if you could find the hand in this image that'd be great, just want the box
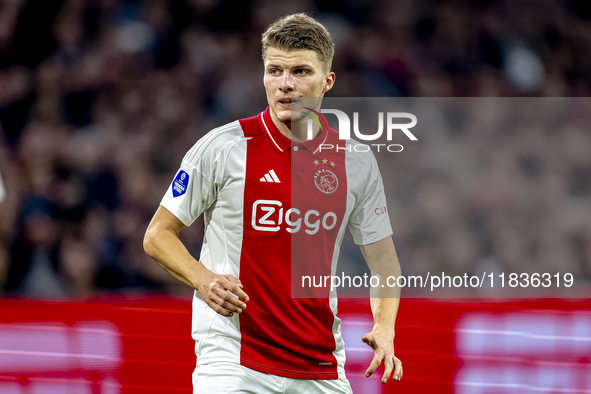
[196,271,249,317]
[362,329,403,384]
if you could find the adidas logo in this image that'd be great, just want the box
[260,169,281,183]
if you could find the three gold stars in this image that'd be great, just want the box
[313,158,336,167]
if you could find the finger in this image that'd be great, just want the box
[393,357,403,381]
[364,352,382,378]
[214,287,246,311]
[227,283,250,303]
[210,293,239,313]
[225,275,244,288]
[214,292,244,313]
[220,299,243,313]
[222,279,250,303]
[381,356,394,384]
[208,294,234,317]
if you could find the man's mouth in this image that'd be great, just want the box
[278,97,299,104]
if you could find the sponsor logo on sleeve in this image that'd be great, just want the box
[375,206,388,215]
[172,170,189,198]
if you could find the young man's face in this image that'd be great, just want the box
[263,46,335,124]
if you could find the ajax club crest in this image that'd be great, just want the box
[313,168,339,194]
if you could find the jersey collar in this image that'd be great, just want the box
[300,107,330,155]
[258,107,330,155]
[258,107,292,153]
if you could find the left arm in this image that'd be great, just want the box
[359,236,403,383]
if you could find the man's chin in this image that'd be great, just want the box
[272,108,293,123]
[275,109,291,121]
[273,106,306,123]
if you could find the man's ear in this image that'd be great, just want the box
[323,72,336,93]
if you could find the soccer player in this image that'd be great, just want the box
[144,13,403,393]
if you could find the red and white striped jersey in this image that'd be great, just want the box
[160,107,392,380]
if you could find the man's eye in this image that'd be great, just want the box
[269,69,281,75]
[294,69,308,75]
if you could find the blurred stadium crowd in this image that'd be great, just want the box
[1,0,590,296]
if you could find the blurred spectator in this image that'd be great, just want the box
[0,166,5,203]
[6,198,66,297]
[0,0,590,296]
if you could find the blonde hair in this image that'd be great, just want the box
[261,13,335,71]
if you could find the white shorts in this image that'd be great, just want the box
[193,362,353,394]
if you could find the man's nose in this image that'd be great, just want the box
[279,73,295,92]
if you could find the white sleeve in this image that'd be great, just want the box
[160,134,225,227]
[347,151,393,245]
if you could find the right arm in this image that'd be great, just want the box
[143,205,248,317]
